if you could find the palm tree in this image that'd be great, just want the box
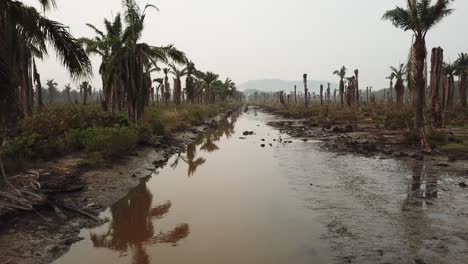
[201,72,220,104]
[46,79,58,104]
[390,64,407,106]
[153,78,163,104]
[64,84,72,103]
[185,60,196,104]
[455,53,468,107]
[443,62,456,108]
[0,0,91,132]
[383,0,454,132]
[81,1,185,121]
[333,66,347,107]
[80,14,124,112]
[169,62,187,105]
[80,81,92,105]
[220,78,236,102]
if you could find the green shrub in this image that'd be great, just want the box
[65,127,138,157]
[2,134,56,161]
[21,105,128,138]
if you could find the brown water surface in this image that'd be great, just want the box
[53,109,468,264]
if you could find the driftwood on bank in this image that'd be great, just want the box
[0,157,85,218]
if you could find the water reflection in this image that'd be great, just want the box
[90,180,190,264]
[171,112,239,177]
[404,161,439,208]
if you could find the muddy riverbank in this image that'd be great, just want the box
[0,109,239,264]
[260,106,468,166]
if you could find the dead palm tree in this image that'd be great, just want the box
[383,0,454,134]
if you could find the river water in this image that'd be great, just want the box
[53,108,468,264]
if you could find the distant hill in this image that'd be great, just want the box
[238,79,338,96]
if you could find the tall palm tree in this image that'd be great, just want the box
[390,64,407,106]
[46,79,58,104]
[0,0,91,132]
[383,0,454,132]
[333,66,347,107]
[81,1,185,122]
[455,53,468,107]
[80,14,124,112]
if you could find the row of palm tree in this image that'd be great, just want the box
[0,0,242,131]
[0,0,92,134]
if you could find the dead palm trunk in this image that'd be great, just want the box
[320,84,323,106]
[163,69,170,105]
[354,69,359,106]
[303,74,308,107]
[294,85,297,104]
[429,47,444,128]
[446,75,455,108]
[339,78,344,107]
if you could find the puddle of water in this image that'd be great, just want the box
[53,109,468,264]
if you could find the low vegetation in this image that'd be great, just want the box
[2,103,238,172]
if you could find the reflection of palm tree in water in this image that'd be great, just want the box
[400,161,437,259]
[90,182,190,264]
[171,143,206,176]
[171,113,239,176]
[200,113,238,152]
[405,161,438,206]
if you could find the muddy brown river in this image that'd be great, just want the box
[53,109,468,264]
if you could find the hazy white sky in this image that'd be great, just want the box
[28,0,468,90]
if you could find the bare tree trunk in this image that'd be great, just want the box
[303,74,308,107]
[354,70,359,106]
[339,79,344,107]
[320,84,323,106]
[429,47,444,128]
[294,85,297,104]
